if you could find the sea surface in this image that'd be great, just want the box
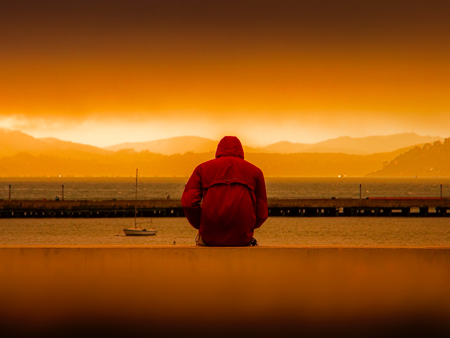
[1,177,450,246]
[1,177,449,200]
[1,217,449,246]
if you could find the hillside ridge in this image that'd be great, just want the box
[105,132,443,155]
[369,138,450,177]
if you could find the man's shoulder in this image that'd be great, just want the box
[244,159,262,171]
[195,158,216,172]
[239,158,263,173]
[234,158,264,178]
[198,156,263,175]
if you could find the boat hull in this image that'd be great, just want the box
[123,228,157,236]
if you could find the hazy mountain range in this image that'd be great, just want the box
[0,145,412,177]
[258,134,444,155]
[0,128,447,177]
[1,128,442,158]
[106,133,442,155]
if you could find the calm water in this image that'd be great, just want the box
[1,217,449,246]
[0,178,449,246]
[0,177,449,200]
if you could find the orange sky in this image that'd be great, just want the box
[1,0,449,146]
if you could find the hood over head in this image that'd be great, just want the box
[215,136,244,159]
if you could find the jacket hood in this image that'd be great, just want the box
[215,136,244,159]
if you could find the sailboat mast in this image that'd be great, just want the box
[135,168,138,228]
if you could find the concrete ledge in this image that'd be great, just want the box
[1,246,450,338]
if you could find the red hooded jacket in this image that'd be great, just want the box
[182,136,268,246]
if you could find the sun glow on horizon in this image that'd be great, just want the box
[0,113,447,148]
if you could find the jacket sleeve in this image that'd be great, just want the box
[254,169,268,229]
[181,166,202,229]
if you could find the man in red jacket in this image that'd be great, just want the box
[182,136,268,246]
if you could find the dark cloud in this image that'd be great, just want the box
[2,0,450,52]
[0,0,449,128]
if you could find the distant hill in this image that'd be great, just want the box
[255,133,444,154]
[38,137,112,156]
[0,129,54,157]
[0,128,112,159]
[256,141,310,154]
[105,136,219,155]
[368,139,450,177]
[106,133,443,155]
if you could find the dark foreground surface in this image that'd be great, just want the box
[1,246,450,338]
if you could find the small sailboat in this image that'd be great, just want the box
[123,169,157,236]
[123,227,157,236]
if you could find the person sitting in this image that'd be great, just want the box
[182,136,268,246]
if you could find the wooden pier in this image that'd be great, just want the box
[1,198,450,218]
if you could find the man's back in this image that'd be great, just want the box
[182,136,268,246]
